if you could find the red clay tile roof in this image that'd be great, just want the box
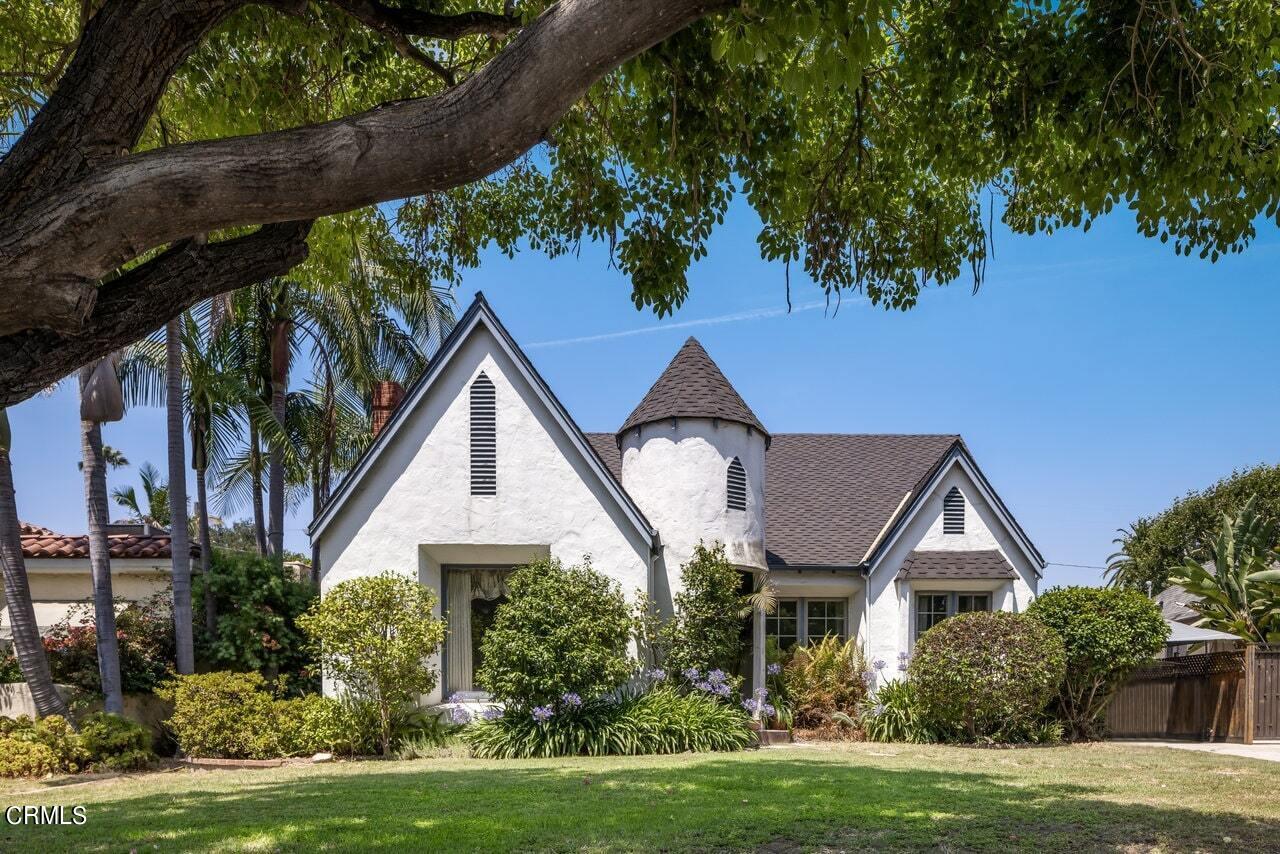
[618,338,768,441]
[19,522,198,560]
[897,549,1015,580]
[584,432,959,569]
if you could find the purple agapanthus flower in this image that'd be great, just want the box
[707,668,727,685]
[713,682,732,697]
[766,662,782,676]
[897,651,910,672]
[742,698,760,714]
[753,686,768,700]
[694,680,712,693]
[447,692,463,704]
[647,667,667,681]
[561,692,583,708]
[762,703,776,719]
[872,658,887,671]
[682,667,700,681]
[532,705,555,724]
[480,707,504,721]
[861,670,876,686]
[450,706,472,725]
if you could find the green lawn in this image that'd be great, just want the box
[1,742,1276,852]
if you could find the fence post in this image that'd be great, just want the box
[1243,643,1256,746]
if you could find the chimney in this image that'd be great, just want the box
[371,380,405,438]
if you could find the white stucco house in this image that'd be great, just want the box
[309,293,1044,704]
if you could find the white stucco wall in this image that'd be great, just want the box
[314,324,653,702]
[620,418,766,606]
[858,460,1040,686]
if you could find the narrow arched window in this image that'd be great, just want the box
[726,457,747,511]
[943,486,965,534]
[470,373,496,496]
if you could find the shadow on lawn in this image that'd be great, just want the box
[3,755,1276,853]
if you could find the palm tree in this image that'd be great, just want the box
[111,462,170,526]
[0,407,70,718]
[1168,495,1280,643]
[79,360,125,714]
[165,318,195,674]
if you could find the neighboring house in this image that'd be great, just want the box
[0,521,190,637]
[310,294,1045,703]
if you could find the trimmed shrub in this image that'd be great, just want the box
[860,679,936,744]
[476,557,632,712]
[195,549,318,694]
[909,611,1065,742]
[784,635,869,734]
[1026,586,1168,740]
[78,713,155,771]
[463,685,755,759]
[0,738,60,778]
[665,543,748,676]
[299,572,446,756]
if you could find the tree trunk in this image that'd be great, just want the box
[166,320,194,674]
[250,421,267,556]
[267,286,289,560]
[196,460,216,635]
[0,409,70,718]
[79,369,124,715]
[310,464,322,586]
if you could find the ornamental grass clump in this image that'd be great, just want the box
[909,611,1065,743]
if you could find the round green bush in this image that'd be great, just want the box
[0,738,60,778]
[908,611,1066,742]
[78,713,155,771]
[476,557,632,710]
[1026,586,1168,739]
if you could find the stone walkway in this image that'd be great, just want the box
[1118,740,1280,763]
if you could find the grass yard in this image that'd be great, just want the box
[1,742,1277,852]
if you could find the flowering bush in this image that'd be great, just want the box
[463,685,755,758]
[475,557,632,713]
[40,592,174,694]
[783,635,869,735]
[909,611,1066,742]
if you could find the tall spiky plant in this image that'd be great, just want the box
[1168,495,1280,643]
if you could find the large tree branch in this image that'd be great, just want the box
[0,0,733,340]
[0,221,312,407]
[331,1,523,41]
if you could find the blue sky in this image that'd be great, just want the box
[9,201,1279,588]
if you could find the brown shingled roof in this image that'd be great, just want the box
[897,549,1015,580]
[764,434,958,568]
[587,432,959,569]
[20,522,198,560]
[618,338,768,441]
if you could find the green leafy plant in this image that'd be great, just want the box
[783,635,868,735]
[77,713,155,771]
[158,671,285,759]
[909,611,1065,743]
[195,549,318,693]
[463,685,755,759]
[1167,495,1280,643]
[0,737,60,778]
[476,557,632,712]
[1026,586,1168,740]
[860,679,935,744]
[664,543,748,677]
[40,592,175,695]
[298,572,446,756]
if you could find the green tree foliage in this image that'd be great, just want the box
[1026,586,1167,740]
[1167,496,1280,643]
[297,572,446,755]
[909,611,1065,742]
[194,549,318,691]
[476,557,632,711]
[110,461,171,528]
[1108,464,1280,591]
[664,543,748,676]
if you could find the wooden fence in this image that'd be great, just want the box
[1107,645,1280,743]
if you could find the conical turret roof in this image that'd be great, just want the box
[618,338,768,442]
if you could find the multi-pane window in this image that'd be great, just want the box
[766,599,847,650]
[806,599,847,643]
[766,600,799,650]
[915,592,993,639]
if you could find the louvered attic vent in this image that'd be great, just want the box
[470,373,496,496]
[726,457,747,511]
[943,486,965,534]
